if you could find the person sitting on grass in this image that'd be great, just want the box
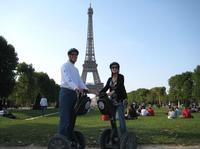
[175,106,181,117]
[0,108,16,119]
[168,107,176,119]
[181,106,193,118]
[0,99,2,111]
[147,105,155,116]
[140,105,149,116]
[191,103,198,113]
[125,103,138,120]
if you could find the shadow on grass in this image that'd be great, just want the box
[0,122,57,146]
[134,127,200,145]
[1,120,200,147]
[1,109,200,147]
[10,108,59,119]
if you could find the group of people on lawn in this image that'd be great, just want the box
[124,102,194,120]
[124,103,155,119]
[167,104,193,119]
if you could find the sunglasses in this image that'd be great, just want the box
[70,53,78,56]
[111,66,118,69]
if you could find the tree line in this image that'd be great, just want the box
[127,65,200,106]
[0,36,59,107]
[1,35,200,107]
[10,62,60,107]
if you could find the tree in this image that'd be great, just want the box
[128,88,152,104]
[136,88,150,103]
[0,36,18,100]
[168,71,193,104]
[150,87,166,105]
[128,90,139,104]
[12,62,36,106]
[192,65,200,103]
[168,74,183,102]
[34,72,59,104]
[181,72,193,100]
[10,62,60,106]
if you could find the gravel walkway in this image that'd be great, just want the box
[0,145,200,149]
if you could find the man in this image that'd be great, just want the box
[58,48,88,140]
[40,95,48,116]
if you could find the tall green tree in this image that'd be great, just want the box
[168,71,193,104]
[168,74,182,102]
[128,90,139,104]
[13,62,36,106]
[49,79,60,103]
[150,87,166,105]
[34,72,51,99]
[136,88,150,103]
[34,72,59,104]
[0,36,18,100]
[181,72,193,100]
[192,65,200,103]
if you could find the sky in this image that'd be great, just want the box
[0,0,200,93]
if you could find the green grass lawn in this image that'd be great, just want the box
[0,107,200,147]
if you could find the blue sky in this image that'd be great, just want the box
[1,0,200,92]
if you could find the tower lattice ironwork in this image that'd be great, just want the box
[81,4,103,94]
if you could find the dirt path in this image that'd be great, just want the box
[0,145,200,149]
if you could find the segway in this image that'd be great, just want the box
[48,91,91,149]
[97,92,137,149]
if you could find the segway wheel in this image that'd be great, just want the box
[99,128,119,149]
[120,132,137,149]
[72,130,85,149]
[48,134,71,149]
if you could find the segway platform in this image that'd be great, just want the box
[48,92,91,149]
[97,92,137,149]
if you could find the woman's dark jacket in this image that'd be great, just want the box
[100,74,127,102]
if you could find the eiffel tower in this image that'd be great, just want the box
[81,4,103,94]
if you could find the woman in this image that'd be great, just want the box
[100,62,127,134]
[168,107,176,119]
[182,106,193,118]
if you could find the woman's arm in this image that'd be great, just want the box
[99,78,110,93]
